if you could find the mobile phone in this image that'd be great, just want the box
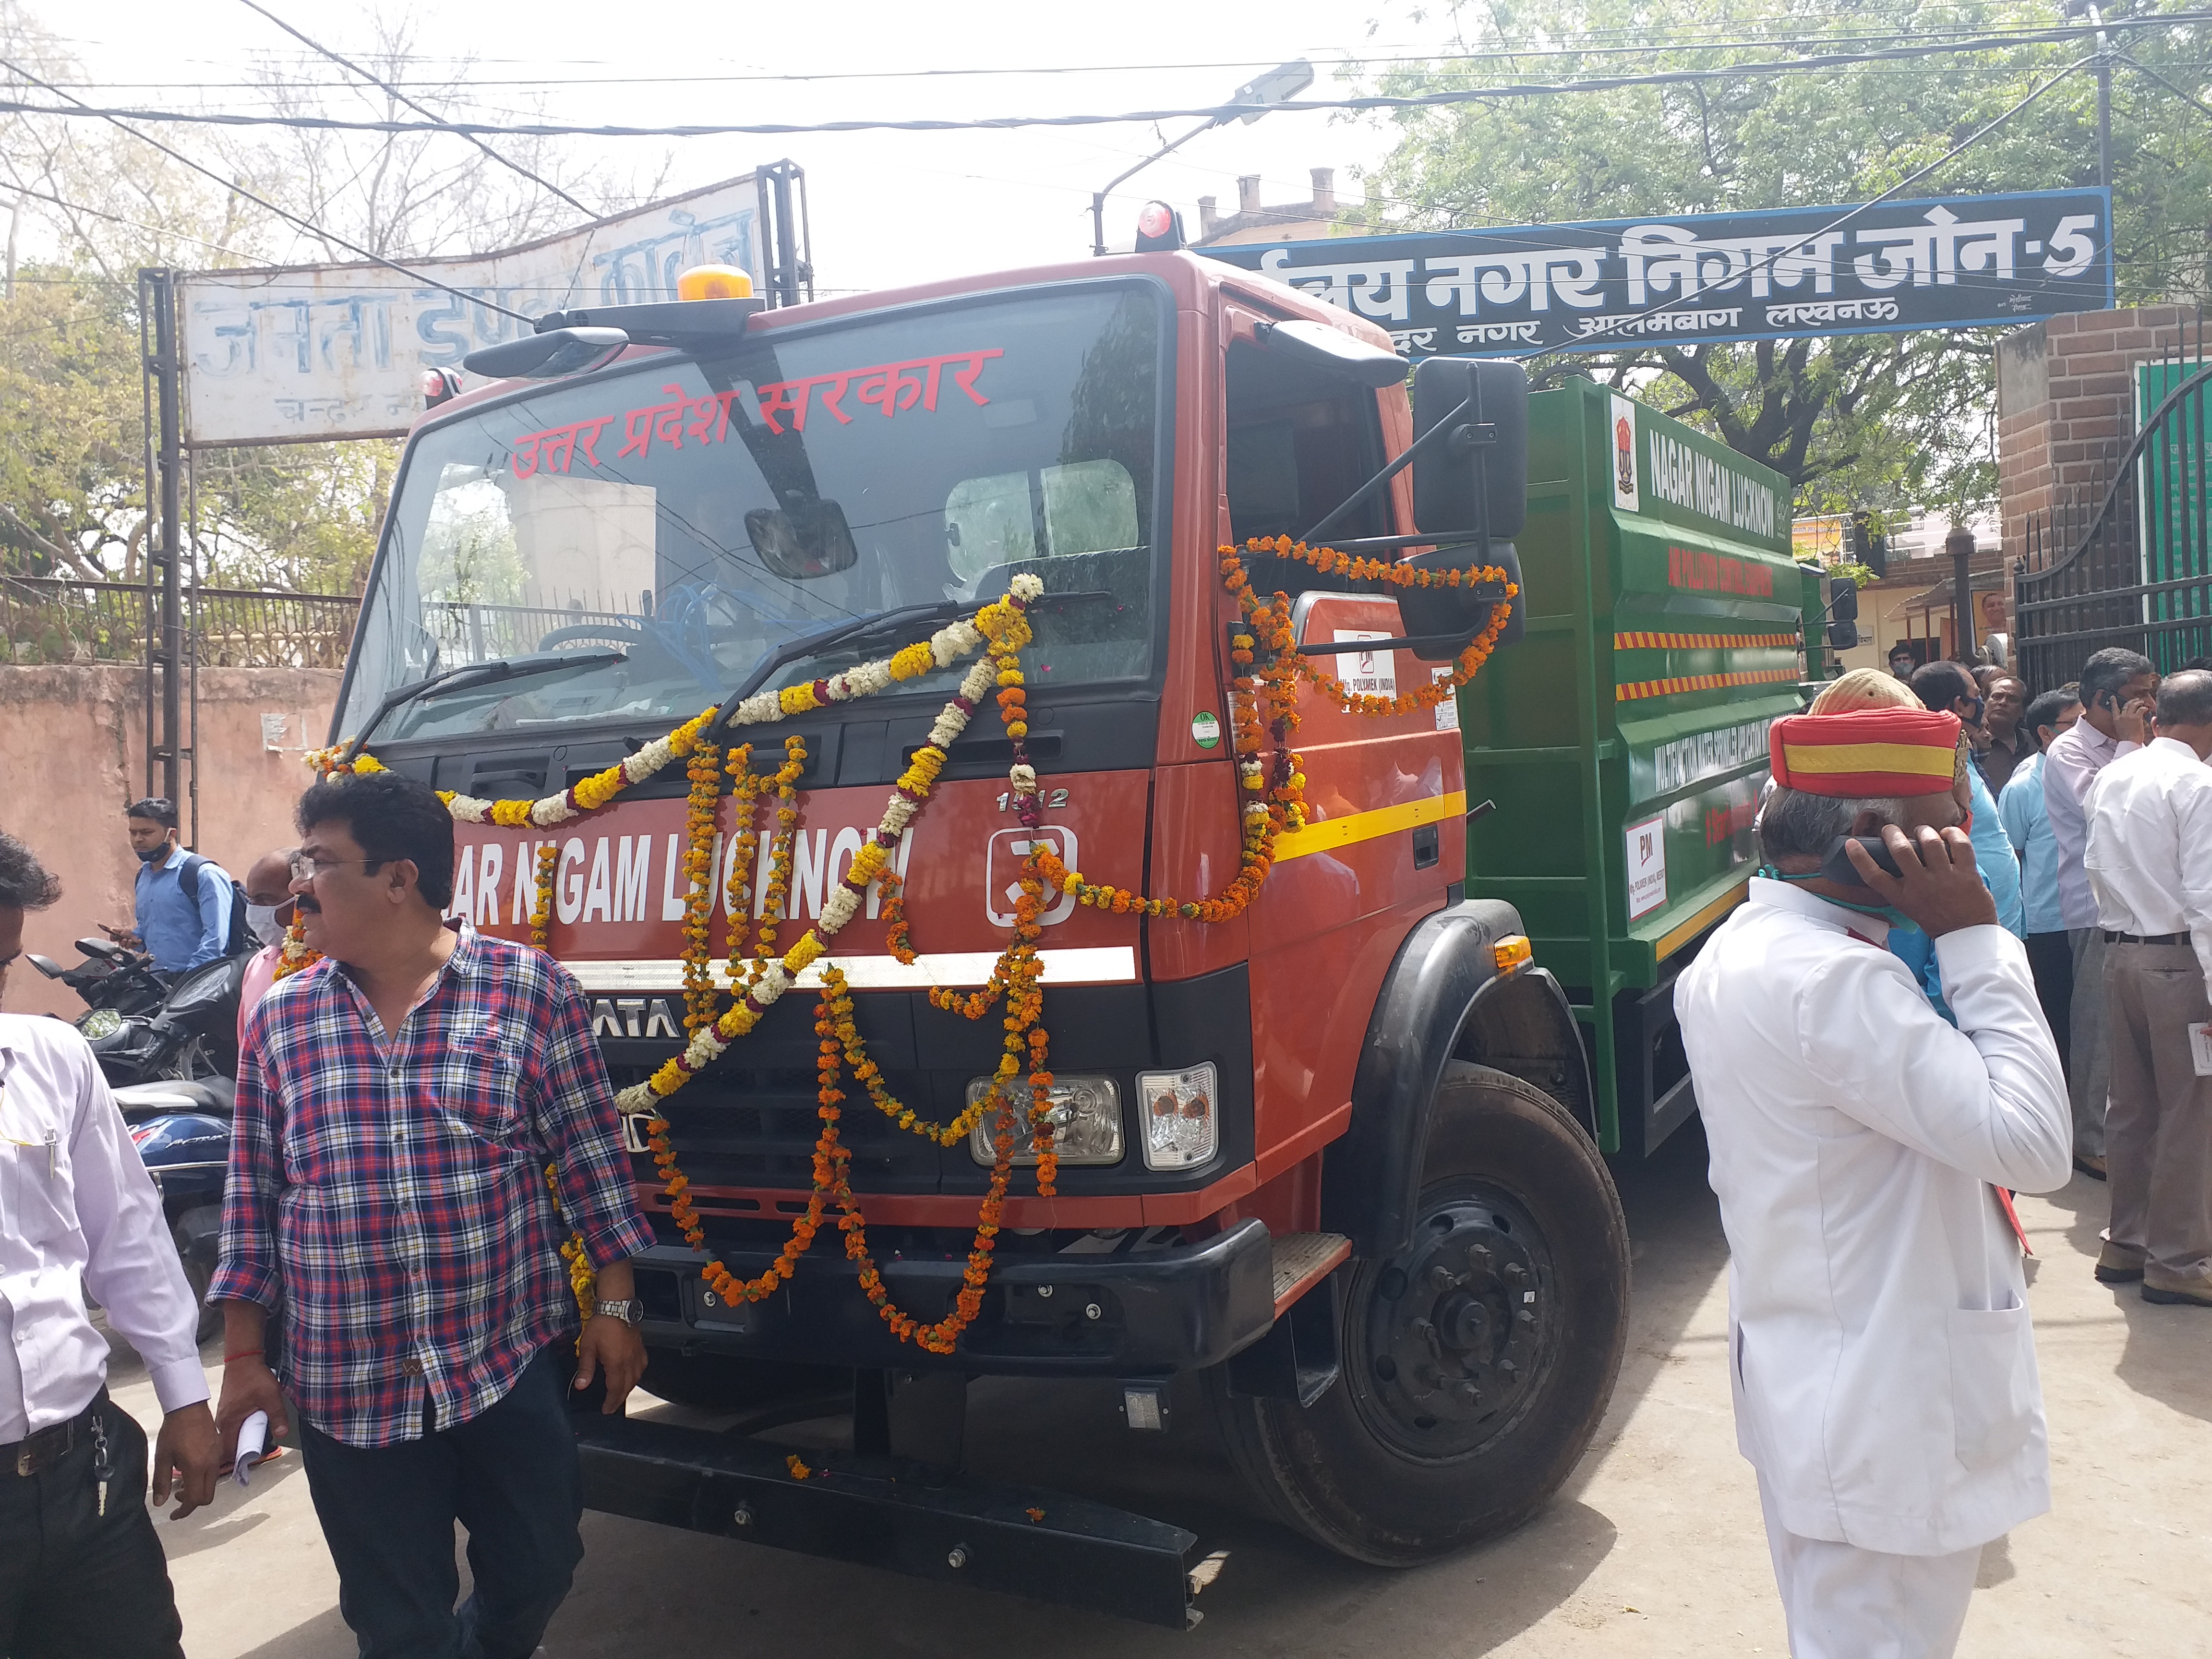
[1819,834,1905,889]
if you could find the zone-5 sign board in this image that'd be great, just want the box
[1205,189,2113,359]
[178,175,765,447]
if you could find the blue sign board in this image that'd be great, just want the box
[1202,189,2114,358]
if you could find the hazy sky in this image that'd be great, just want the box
[35,0,1442,291]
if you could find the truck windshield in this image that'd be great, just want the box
[337,282,1166,743]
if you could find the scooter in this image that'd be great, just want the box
[111,1077,232,1343]
[27,942,245,1087]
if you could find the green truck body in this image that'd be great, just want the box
[1457,379,1830,1156]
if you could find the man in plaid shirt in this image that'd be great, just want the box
[211,772,654,1659]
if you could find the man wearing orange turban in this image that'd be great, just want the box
[1677,706,2069,1658]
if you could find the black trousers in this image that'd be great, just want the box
[297,1346,584,1659]
[0,1395,184,1659]
[2025,929,2076,1080]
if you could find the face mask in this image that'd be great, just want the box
[134,843,168,864]
[246,904,289,948]
[1757,865,1911,928]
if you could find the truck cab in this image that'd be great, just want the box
[332,252,1630,1626]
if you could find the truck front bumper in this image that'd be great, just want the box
[631,1217,1276,1376]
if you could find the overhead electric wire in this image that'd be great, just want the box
[3,182,268,264]
[0,56,534,321]
[41,9,2212,88]
[0,21,2191,140]
[232,0,595,218]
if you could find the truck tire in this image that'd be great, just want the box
[1210,1062,1629,1565]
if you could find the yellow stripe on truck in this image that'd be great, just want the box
[1274,791,1468,862]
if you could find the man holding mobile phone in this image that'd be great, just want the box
[2044,648,2159,1178]
[1679,706,2069,1659]
[2081,669,2212,1304]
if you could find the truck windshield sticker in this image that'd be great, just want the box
[505,348,1006,478]
[755,348,1002,435]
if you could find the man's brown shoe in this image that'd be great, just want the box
[2141,1270,2212,1307]
[2096,1240,2147,1285]
[2073,1153,2107,1181]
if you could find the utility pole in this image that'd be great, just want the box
[141,268,185,808]
[1088,60,1312,257]
[1946,524,1976,664]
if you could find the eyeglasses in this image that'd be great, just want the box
[289,854,383,882]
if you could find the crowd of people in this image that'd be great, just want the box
[1682,646,2212,1658]
[0,639,2203,1659]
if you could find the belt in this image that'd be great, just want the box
[2,1395,102,1478]
[2104,930,2188,946]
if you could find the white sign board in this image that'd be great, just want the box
[1624,816,1668,921]
[179,174,764,447]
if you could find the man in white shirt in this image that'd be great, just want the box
[0,830,219,1657]
[2081,669,2212,1304]
[2043,647,2159,1176]
[1678,707,2070,1659]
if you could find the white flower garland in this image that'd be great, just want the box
[613,649,1003,1114]
[425,609,1008,829]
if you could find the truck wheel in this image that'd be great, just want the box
[1211,1062,1629,1565]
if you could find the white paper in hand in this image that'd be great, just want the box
[2191,1023,2212,1080]
[233,1411,269,1489]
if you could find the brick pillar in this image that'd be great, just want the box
[1996,305,2193,567]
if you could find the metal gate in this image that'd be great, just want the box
[2016,309,2212,691]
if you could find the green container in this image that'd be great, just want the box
[1457,380,1824,1155]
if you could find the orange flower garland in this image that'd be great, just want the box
[325,551,1513,1357]
[528,843,558,951]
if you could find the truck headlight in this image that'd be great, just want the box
[1137,1064,1218,1169]
[967,1075,1123,1166]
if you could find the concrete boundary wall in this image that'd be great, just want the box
[0,665,341,1021]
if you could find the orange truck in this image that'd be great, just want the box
[331,248,1639,1628]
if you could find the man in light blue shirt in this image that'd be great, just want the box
[1910,662,2023,937]
[2000,689,2081,1076]
[98,798,233,974]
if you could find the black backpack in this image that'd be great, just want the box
[173,852,254,957]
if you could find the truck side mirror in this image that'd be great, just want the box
[1411,358,1529,541]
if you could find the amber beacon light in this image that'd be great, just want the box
[676,264,756,301]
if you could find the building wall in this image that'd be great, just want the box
[0,665,340,1021]
[1996,304,2194,567]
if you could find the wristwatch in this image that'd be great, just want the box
[594,1297,644,1327]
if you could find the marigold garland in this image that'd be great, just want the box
[315,549,1513,1356]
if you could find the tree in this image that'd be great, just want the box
[0,0,652,591]
[1360,0,2212,518]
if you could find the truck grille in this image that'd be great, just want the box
[611,1060,946,1196]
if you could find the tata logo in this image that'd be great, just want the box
[985,827,1079,928]
[590,997,681,1039]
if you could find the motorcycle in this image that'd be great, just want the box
[111,1077,232,1343]
[27,940,245,1087]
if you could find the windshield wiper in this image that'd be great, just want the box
[346,649,627,760]
[710,590,1124,734]
[713,603,968,731]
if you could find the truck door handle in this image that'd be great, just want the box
[1412,825,1440,869]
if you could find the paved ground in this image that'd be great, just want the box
[110,1124,2211,1658]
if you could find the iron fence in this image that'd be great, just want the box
[0,577,361,669]
[2017,309,2212,691]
